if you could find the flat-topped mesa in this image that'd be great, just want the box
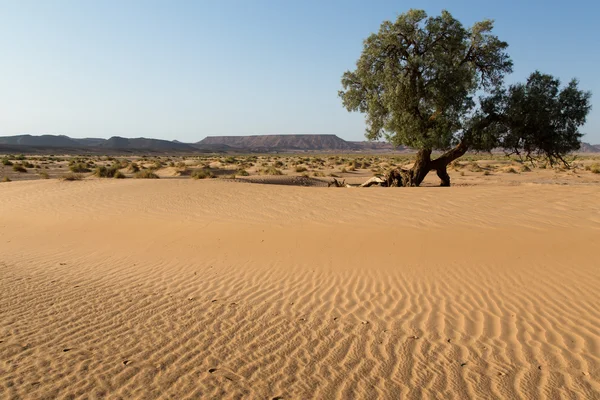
[197,134,356,151]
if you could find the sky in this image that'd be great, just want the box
[0,0,598,143]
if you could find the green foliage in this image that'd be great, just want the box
[339,9,591,168]
[496,72,592,165]
[1,158,13,166]
[340,9,512,150]
[13,164,27,173]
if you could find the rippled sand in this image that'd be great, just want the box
[1,179,599,399]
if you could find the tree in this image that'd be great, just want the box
[339,9,591,186]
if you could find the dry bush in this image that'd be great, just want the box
[70,163,91,173]
[192,169,214,179]
[520,164,532,172]
[135,170,159,179]
[13,164,27,173]
[61,173,83,181]
[94,165,121,178]
[260,166,283,175]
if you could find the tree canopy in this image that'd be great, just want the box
[339,9,591,186]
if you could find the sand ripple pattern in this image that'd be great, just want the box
[1,180,599,399]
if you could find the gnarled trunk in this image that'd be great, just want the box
[384,141,470,187]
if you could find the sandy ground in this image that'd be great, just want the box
[1,179,599,399]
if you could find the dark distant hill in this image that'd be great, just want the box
[73,138,107,147]
[0,134,205,154]
[197,134,356,151]
[99,136,197,151]
[578,142,600,153]
[0,134,81,147]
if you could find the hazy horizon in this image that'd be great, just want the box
[1,1,598,143]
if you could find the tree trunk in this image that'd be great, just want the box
[384,142,470,187]
[436,166,450,186]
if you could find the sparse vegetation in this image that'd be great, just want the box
[13,164,27,173]
[135,170,160,179]
[192,169,215,179]
[70,163,91,173]
[260,166,283,175]
[94,165,121,178]
[61,173,83,181]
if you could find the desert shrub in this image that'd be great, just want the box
[483,170,491,176]
[469,162,482,172]
[2,176,11,182]
[135,170,159,179]
[70,163,90,173]
[13,164,27,173]
[22,161,34,168]
[39,171,50,179]
[128,163,140,173]
[274,160,284,168]
[236,169,250,176]
[192,169,214,179]
[295,166,308,173]
[1,158,12,166]
[61,173,82,181]
[113,171,126,179]
[591,164,600,174]
[340,167,348,173]
[505,167,518,173]
[94,165,121,178]
[223,156,237,164]
[15,154,25,160]
[260,166,283,175]
[313,171,325,177]
[520,165,532,172]
[151,160,163,169]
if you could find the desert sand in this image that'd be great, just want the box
[1,178,599,399]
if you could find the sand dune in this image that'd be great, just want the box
[1,179,599,399]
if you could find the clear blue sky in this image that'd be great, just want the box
[1,0,598,143]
